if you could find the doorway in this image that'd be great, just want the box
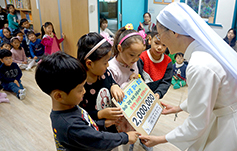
[98,0,147,33]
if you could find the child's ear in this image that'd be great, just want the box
[85,59,93,69]
[117,44,122,52]
[0,59,3,63]
[148,36,152,45]
[51,90,65,103]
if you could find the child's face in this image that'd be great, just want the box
[3,29,11,38]
[28,33,36,42]
[150,36,166,60]
[89,51,111,76]
[22,21,30,29]
[227,30,235,40]
[17,33,24,42]
[118,42,145,67]
[1,56,13,66]
[101,22,108,30]
[63,80,86,106]
[175,55,184,64]
[11,39,21,49]
[1,44,11,50]
[144,14,151,23]
[45,25,53,35]
[9,6,15,14]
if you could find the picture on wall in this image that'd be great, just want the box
[154,0,174,4]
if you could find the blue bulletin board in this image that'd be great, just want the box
[112,78,163,135]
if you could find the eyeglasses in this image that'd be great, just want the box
[156,29,168,39]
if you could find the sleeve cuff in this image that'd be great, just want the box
[180,99,188,112]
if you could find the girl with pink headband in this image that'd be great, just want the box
[77,32,127,151]
[108,24,150,151]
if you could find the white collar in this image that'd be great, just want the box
[175,62,184,68]
[147,49,164,63]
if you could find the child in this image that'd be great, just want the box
[12,30,30,57]
[108,24,149,151]
[41,22,65,55]
[10,37,35,70]
[1,27,12,43]
[100,18,115,37]
[0,41,11,50]
[77,33,124,138]
[7,4,19,33]
[35,51,139,151]
[0,49,26,100]
[138,32,173,100]
[19,19,41,49]
[171,52,187,89]
[27,31,45,63]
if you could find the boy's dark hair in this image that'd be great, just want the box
[0,41,11,48]
[19,19,28,27]
[100,18,108,27]
[26,30,35,38]
[77,32,111,70]
[35,51,87,95]
[0,49,12,59]
[7,4,15,14]
[148,31,158,38]
[112,27,145,57]
[174,52,184,59]
[13,30,23,36]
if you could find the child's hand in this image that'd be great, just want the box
[155,93,160,99]
[104,119,116,128]
[129,73,139,80]
[49,33,54,38]
[14,80,20,87]
[173,75,178,80]
[97,107,123,120]
[110,84,124,102]
[62,33,65,39]
[33,56,38,60]
[126,131,140,144]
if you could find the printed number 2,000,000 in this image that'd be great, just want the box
[132,94,155,127]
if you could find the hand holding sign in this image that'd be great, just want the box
[112,78,163,136]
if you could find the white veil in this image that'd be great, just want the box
[157,2,237,81]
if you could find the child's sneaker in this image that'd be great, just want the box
[26,67,31,71]
[18,93,25,100]
[20,88,26,95]
[173,83,180,89]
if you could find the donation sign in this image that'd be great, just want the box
[112,78,163,135]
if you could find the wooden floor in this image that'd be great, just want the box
[0,67,189,151]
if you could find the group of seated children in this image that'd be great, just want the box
[0,5,65,101]
[33,23,188,151]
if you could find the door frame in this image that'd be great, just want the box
[232,0,237,30]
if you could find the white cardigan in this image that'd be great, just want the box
[166,41,237,151]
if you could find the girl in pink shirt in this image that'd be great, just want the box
[10,37,35,70]
[41,22,65,55]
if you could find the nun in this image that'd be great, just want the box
[139,2,237,151]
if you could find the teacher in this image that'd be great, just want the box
[139,2,237,151]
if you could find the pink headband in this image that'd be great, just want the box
[84,39,107,60]
[119,30,146,45]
